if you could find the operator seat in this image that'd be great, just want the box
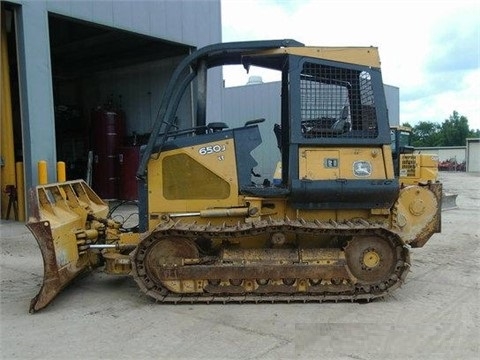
[208,122,228,132]
[331,105,351,132]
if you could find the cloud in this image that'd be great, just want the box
[401,4,480,129]
[401,69,480,130]
[221,0,480,129]
[425,9,479,73]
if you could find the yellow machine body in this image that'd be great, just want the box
[145,140,440,244]
[298,146,395,180]
[147,144,398,225]
[399,153,439,185]
[390,125,439,185]
[148,138,239,218]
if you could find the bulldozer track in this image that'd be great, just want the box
[131,218,411,304]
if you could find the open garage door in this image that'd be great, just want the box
[48,14,193,200]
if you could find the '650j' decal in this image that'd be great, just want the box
[198,144,226,155]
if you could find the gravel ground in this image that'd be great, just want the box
[0,171,479,360]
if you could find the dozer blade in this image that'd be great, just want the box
[27,220,92,313]
[27,180,109,313]
[442,192,458,210]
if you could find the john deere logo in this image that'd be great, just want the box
[353,161,372,177]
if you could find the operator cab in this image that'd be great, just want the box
[139,40,397,217]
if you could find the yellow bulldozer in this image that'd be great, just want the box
[27,40,442,313]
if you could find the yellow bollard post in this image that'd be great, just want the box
[57,161,66,182]
[15,162,25,222]
[38,160,48,185]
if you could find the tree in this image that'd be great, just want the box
[407,121,442,147]
[439,111,473,146]
[403,111,479,147]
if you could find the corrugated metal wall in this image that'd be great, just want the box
[415,147,466,163]
[44,0,221,48]
[222,82,282,181]
[385,85,399,126]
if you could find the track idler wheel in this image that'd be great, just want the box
[344,235,400,286]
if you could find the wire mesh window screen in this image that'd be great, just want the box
[300,62,378,139]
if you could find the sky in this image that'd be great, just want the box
[220,0,480,130]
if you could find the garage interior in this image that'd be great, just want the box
[48,14,193,200]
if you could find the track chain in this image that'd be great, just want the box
[131,218,411,304]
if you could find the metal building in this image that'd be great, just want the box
[466,138,480,172]
[1,0,221,218]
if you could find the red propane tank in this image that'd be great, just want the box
[91,107,125,200]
